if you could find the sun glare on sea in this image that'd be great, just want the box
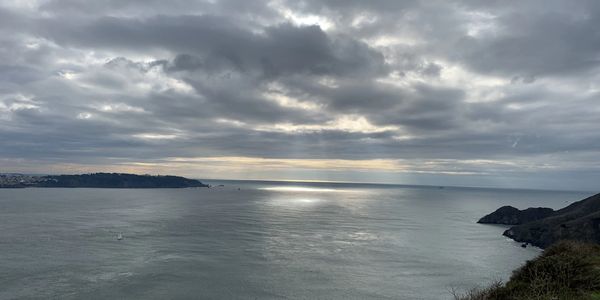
[260,186,342,193]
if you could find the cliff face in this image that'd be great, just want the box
[480,193,600,248]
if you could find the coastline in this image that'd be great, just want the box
[0,173,208,189]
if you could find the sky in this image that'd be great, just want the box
[1,0,600,191]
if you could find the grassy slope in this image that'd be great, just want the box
[455,241,600,300]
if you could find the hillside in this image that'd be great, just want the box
[455,241,600,300]
[479,193,600,248]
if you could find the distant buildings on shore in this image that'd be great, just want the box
[0,174,47,188]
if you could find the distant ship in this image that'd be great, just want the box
[117,233,123,240]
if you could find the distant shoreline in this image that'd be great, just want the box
[0,173,208,189]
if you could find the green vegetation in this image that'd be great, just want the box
[454,241,600,300]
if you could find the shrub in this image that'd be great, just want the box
[454,241,600,300]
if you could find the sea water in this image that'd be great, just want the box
[0,181,591,299]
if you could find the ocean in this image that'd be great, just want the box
[0,181,591,299]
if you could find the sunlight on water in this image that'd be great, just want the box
[260,186,343,192]
[294,197,319,203]
[267,196,323,206]
[261,185,362,206]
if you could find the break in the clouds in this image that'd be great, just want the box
[1,0,600,190]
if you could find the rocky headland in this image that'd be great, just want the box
[479,193,600,248]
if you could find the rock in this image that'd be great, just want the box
[477,205,555,225]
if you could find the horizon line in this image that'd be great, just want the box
[196,177,594,194]
[2,172,594,194]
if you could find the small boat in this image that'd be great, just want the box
[117,233,123,240]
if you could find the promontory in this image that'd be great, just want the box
[0,173,208,188]
[479,192,600,248]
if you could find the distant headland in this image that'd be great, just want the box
[0,173,208,188]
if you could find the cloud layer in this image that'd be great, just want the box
[1,0,600,190]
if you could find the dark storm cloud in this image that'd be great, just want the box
[37,15,387,79]
[1,0,600,189]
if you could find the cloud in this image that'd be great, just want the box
[1,0,600,190]
[37,15,388,78]
[455,4,600,78]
